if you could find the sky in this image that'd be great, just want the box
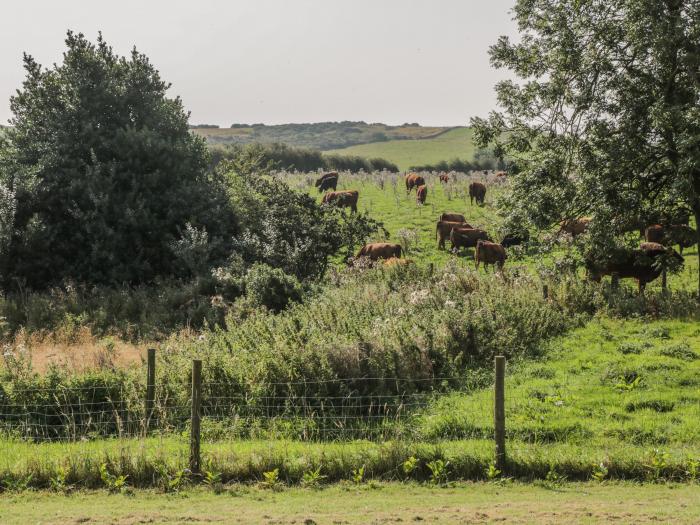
[0,0,518,127]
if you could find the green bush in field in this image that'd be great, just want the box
[0,32,235,288]
[243,263,304,312]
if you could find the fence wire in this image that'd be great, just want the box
[0,376,465,443]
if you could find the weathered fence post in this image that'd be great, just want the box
[190,359,202,474]
[661,269,668,293]
[494,356,506,473]
[542,284,549,300]
[144,348,156,433]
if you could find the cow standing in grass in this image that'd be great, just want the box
[475,240,506,271]
[416,185,427,205]
[322,190,359,213]
[405,173,425,193]
[585,244,683,293]
[439,212,467,223]
[315,172,338,193]
[450,228,491,253]
[469,182,487,205]
[436,220,473,250]
[355,242,402,261]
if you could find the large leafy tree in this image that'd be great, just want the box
[0,32,235,287]
[473,0,700,294]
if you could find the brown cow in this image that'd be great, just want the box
[322,190,359,213]
[439,212,467,223]
[436,220,473,250]
[475,240,506,271]
[469,182,487,205]
[439,174,449,184]
[416,185,427,205]
[315,171,338,193]
[560,217,592,237]
[586,245,684,293]
[405,173,426,193]
[356,242,402,261]
[449,228,491,253]
[644,224,665,244]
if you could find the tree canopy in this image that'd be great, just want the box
[472,0,700,293]
[0,32,235,287]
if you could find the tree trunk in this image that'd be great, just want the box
[694,207,700,301]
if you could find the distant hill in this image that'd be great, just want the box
[325,127,477,172]
[192,121,452,151]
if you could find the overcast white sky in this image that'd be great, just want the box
[0,0,517,127]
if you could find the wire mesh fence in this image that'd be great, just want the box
[0,369,471,443]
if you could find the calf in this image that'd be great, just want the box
[416,185,427,205]
[475,240,506,271]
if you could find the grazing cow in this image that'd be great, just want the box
[322,190,359,213]
[416,185,427,205]
[436,220,473,250]
[405,173,426,193]
[439,173,449,184]
[315,171,338,193]
[449,228,491,253]
[666,225,696,254]
[469,182,487,205]
[475,240,506,271]
[560,217,592,237]
[356,242,402,261]
[501,230,530,248]
[586,245,684,293]
[644,224,665,244]
[439,212,467,223]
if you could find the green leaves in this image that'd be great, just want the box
[472,0,700,293]
[1,32,235,288]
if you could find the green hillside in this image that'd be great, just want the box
[192,122,449,150]
[325,127,476,171]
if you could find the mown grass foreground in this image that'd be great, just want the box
[2,482,700,525]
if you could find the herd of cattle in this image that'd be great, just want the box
[314,171,696,291]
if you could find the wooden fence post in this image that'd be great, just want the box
[661,269,668,293]
[190,359,202,474]
[144,348,156,433]
[494,356,506,473]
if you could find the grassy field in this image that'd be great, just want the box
[285,170,699,294]
[2,482,700,524]
[325,127,476,171]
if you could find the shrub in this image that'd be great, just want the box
[243,264,303,312]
